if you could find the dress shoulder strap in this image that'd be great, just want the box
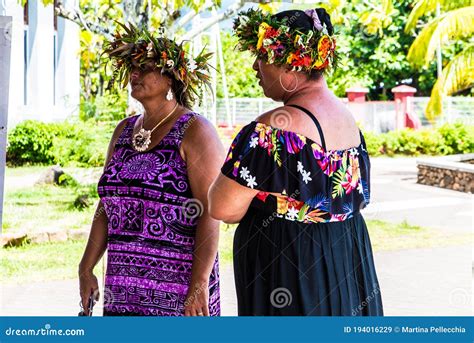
[116,114,139,146]
[287,104,326,151]
[358,129,367,151]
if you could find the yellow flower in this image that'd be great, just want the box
[256,22,271,49]
[287,53,296,64]
[276,196,289,215]
[293,34,301,46]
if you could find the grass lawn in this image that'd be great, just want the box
[3,166,102,233]
[2,220,471,284]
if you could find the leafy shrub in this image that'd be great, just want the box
[7,119,115,167]
[365,122,474,157]
[6,120,60,165]
[51,120,114,167]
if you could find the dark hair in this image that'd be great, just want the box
[169,76,192,109]
[271,8,334,79]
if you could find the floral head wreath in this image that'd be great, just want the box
[102,22,213,104]
[233,8,338,73]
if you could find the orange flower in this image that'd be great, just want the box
[317,35,332,60]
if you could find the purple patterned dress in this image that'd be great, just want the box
[97,112,220,316]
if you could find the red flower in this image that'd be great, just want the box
[264,28,279,39]
[291,52,312,68]
[256,192,270,202]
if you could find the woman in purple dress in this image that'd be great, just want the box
[78,24,223,316]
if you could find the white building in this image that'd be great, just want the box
[0,0,80,127]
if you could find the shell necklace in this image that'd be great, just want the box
[132,103,179,152]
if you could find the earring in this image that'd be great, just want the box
[166,88,174,101]
[279,73,298,92]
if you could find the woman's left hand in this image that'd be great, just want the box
[184,281,210,316]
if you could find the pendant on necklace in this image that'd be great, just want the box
[132,128,152,152]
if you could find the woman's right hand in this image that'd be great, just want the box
[79,271,99,315]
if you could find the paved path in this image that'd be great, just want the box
[364,157,472,234]
[1,244,472,316]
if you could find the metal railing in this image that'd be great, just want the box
[408,96,474,127]
[198,96,474,132]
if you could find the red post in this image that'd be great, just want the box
[392,85,419,129]
[346,86,369,103]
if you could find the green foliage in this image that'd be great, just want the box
[50,120,115,167]
[6,121,60,165]
[7,120,115,167]
[216,32,263,98]
[365,122,474,156]
[58,173,79,187]
[79,90,128,121]
[327,0,424,98]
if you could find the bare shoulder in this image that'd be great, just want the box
[182,114,219,141]
[255,106,303,129]
[181,114,224,161]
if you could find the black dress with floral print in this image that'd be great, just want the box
[221,105,383,316]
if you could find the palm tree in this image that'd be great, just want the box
[405,0,474,121]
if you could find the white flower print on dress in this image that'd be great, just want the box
[239,166,258,189]
[301,170,312,184]
[297,161,304,173]
[249,136,259,148]
[239,166,250,180]
[285,206,299,221]
[246,175,257,189]
[297,161,312,184]
[357,181,364,194]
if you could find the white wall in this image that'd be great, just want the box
[0,0,79,127]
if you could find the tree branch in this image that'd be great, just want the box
[180,0,248,40]
[55,1,113,39]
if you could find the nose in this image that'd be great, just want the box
[130,69,141,82]
[252,58,259,72]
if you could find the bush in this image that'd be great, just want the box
[51,120,114,167]
[7,119,115,167]
[6,120,60,165]
[365,122,474,157]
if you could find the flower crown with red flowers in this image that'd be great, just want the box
[233,8,338,73]
[102,22,213,104]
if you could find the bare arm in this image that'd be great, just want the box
[181,116,225,316]
[208,173,258,224]
[79,118,128,274]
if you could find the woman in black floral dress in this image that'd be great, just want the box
[209,8,383,316]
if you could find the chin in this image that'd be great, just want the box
[130,88,143,100]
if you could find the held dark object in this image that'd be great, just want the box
[78,294,95,316]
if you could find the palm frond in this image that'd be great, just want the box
[425,44,474,120]
[405,0,473,33]
[407,6,474,67]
